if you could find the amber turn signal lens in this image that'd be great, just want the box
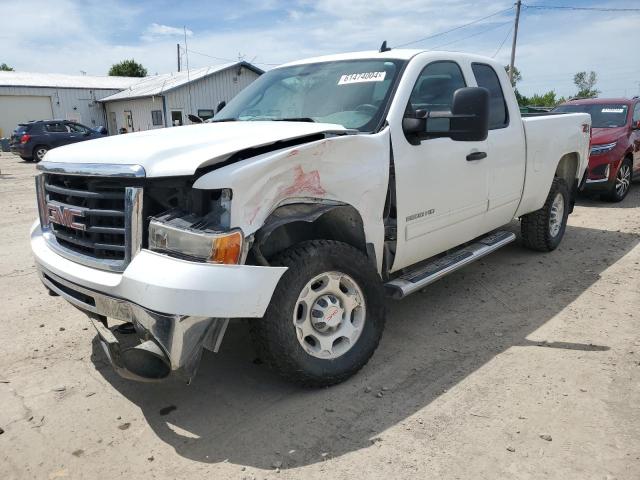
[210,230,243,264]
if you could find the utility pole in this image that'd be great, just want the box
[508,0,522,85]
[177,43,181,72]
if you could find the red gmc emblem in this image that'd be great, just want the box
[46,204,86,231]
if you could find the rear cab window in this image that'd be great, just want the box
[471,63,508,129]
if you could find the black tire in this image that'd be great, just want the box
[521,177,570,252]
[601,158,632,202]
[32,145,48,163]
[250,240,386,387]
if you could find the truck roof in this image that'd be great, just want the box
[278,49,502,69]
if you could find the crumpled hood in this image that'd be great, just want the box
[590,126,628,146]
[43,121,349,177]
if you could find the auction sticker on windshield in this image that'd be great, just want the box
[338,71,386,85]
[601,108,625,113]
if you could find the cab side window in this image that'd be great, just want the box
[68,123,89,134]
[45,122,68,133]
[633,103,640,125]
[471,63,508,129]
[408,61,466,133]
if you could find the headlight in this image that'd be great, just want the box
[590,141,617,155]
[149,218,243,264]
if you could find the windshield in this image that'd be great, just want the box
[212,59,405,131]
[553,103,629,128]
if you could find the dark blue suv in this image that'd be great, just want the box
[10,120,107,162]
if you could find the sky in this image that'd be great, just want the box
[1,0,639,98]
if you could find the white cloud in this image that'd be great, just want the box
[1,0,637,99]
[145,23,193,38]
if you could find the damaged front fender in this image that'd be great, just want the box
[193,128,391,271]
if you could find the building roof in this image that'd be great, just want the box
[99,62,263,102]
[0,71,140,90]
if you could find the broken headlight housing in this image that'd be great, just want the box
[147,188,242,264]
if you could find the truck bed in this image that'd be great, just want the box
[516,112,591,217]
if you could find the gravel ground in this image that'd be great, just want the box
[1,152,639,480]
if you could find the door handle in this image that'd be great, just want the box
[466,151,487,161]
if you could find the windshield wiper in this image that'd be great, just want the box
[273,117,316,123]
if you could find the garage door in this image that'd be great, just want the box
[0,95,53,138]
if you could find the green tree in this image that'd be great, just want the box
[504,65,522,88]
[108,59,147,77]
[573,71,599,98]
[0,63,14,71]
[528,90,564,107]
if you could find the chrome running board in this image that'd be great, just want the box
[385,230,516,299]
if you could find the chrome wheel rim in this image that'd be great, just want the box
[36,148,47,161]
[615,164,631,197]
[549,192,565,238]
[293,271,366,359]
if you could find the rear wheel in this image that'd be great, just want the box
[521,177,569,252]
[250,240,386,387]
[33,145,48,162]
[601,158,632,202]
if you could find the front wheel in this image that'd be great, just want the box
[250,240,386,387]
[601,158,632,202]
[521,177,570,252]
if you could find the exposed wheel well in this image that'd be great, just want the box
[555,153,579,186]
[249,203,370,266]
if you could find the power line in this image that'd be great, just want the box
[493,24,514,58]
[429,20,513,50]
[394,6,514,48]
[185,47,281,66]
[524,3,640,12]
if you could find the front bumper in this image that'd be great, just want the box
[31,222,287,381]
[582,149,622,192]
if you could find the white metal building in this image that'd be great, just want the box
[100,62,263,133]
[0,72,139,138]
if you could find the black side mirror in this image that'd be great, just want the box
[448,87,490,141]
[216,101,226,113]
[402,87,490,143]
[402,109,427,135]
[633,120,640,130]
[188,114,203,124]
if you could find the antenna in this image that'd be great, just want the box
[379,41,391,53]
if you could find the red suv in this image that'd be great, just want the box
[553,98,640,202]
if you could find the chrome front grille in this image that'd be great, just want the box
[35,165,144,272]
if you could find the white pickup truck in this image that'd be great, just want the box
[31,49,591,386]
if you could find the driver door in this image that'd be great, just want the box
[390,60,490,271]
